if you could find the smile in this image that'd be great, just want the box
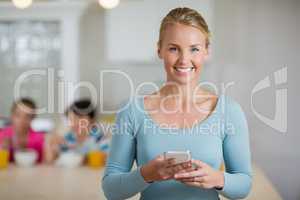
[174,67,195,73]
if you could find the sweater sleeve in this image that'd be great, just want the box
[102,103,150,200]
[217,97,253,199]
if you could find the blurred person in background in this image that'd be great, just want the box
[0,98,45,163]
[45,99,108,164]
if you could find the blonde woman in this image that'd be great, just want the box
[102,7,252,200]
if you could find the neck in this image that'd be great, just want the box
[14,127,30,137]
[162,80,203,100]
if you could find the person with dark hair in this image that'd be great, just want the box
[65,99,97,120]
[0,98,45,163]
[45,99,105,163]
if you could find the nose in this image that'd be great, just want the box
[178,50,190,66]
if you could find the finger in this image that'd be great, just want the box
[164,166,179,176]
[167,164,180,173]
[167,163,186,173]
[166,161,193,176]
[174,169,206,179]
[160,173,173,180]
[163,158,176,167]
[181,181,203,188]
[175,170,204,178]
[180,161,192,168]
[157,155,164,161]
[164,166,182,177]
[176,177,195,182]
[184,167,196,172]
[192,159,207,168]
[153,155,165,167]
[175,167,196,176]
[160,169,174,179]
[171,161,192,169]
[182,181,211,189]
[176,175,206,182]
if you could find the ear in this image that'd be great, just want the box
[157,42,163,59]
[203,45,211,62]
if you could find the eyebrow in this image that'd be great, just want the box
[190,44,203,47]
[167,43,203,47]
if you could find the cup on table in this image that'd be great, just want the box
[0,149,9,169]
[14,149,38,167]
[87,151,106,168]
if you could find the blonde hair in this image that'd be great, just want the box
[158,7,211,48]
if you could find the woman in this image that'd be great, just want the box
[0,98,45,163]
[102,7,252,200]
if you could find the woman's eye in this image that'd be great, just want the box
[169,47,177,52]
[191,47,200,52]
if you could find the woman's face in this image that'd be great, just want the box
[158,23,209,86]
[11,105,34,133]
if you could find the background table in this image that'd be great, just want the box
[0,165,282,200]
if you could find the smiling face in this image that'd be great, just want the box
[158,23,209,86]
[11,105,34,134]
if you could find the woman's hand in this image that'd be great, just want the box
[140,155,192,183]
[174,159,224,189]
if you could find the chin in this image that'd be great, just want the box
[170,75,199,85]
[166,68,201,84]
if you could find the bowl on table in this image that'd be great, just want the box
[55,151,84,168]
[14,149,38,167]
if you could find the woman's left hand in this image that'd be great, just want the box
[174,159,224,189]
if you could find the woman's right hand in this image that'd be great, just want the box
[140,155,192,183]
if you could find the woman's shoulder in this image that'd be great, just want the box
[219,95,248,127]
[118,96,146,113]
[115,96,146,122]
[218,95,244,113]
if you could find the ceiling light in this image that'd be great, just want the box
[12,0,33,9]
[98,0,120,9]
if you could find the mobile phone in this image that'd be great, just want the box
[163,150,191,165]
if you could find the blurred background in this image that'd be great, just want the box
[0,0,299,199]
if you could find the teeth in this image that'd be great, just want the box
[174,67,194,73]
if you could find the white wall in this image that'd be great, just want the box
[214,0,299,200]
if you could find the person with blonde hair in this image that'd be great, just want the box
[102,7,252,200]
